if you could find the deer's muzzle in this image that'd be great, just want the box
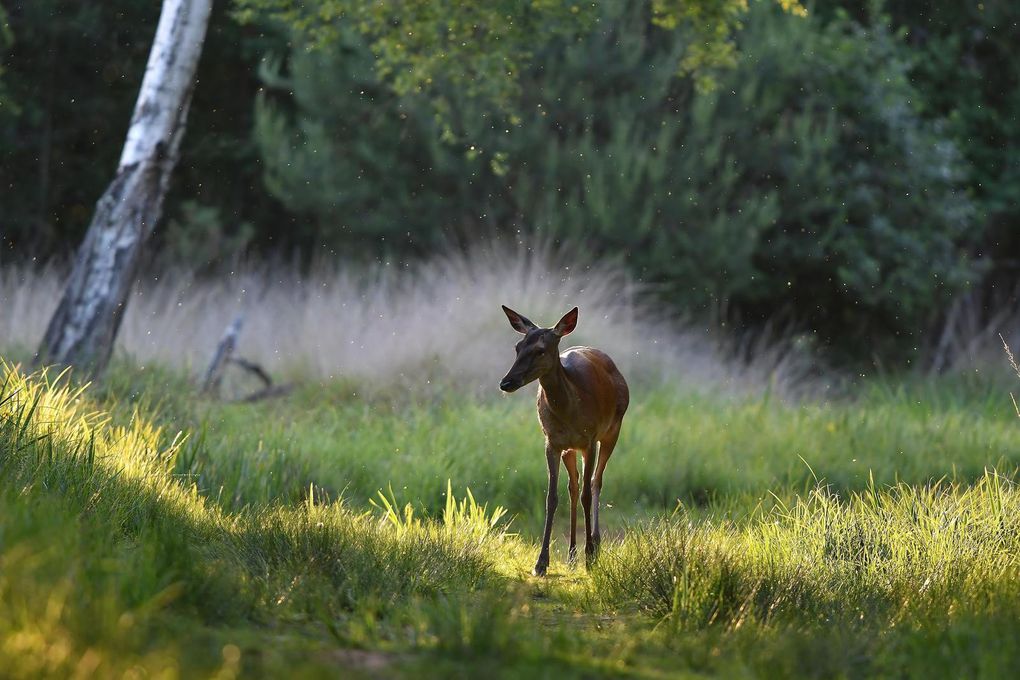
[499,376,521,392]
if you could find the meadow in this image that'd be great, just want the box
[4,253,1020,678]
[5,0,1018,675]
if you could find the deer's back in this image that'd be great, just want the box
[539,346,629,449]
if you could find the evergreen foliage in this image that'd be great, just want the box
[0,4,12,115]
[253,27,468,251]
[0,1,159,253]
[676,6,976,352]
[255,3,975,356]
[882,0,1020,291]
[0,1,283,257]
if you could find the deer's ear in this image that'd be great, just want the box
[553,307,578,337]
[502,305,536,334]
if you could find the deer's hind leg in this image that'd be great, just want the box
[590,422,621,559]
[581,439,597,563]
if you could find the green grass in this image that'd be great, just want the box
[4,358,1020,677]
[0,364,526,677]
[590,474,1020,677]
[104,362,1020,531]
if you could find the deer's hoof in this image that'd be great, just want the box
[567,548,578,567]
[532,561,549,577]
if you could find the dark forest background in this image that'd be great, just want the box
[1,1,1018,365]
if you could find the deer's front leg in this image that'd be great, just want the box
[564,452,580,566]
[534,444,560,576]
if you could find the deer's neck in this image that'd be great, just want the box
[539,361,576,415]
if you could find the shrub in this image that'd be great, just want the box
[255,3,974,361]
[527,4,976,359]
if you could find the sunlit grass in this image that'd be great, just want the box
[0,362,524,677]
[589,473,1020,676]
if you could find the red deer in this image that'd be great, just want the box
[499,305,629,576]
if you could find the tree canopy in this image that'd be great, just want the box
[233,0,806,104]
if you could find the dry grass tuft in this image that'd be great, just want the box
[0,241,811,396]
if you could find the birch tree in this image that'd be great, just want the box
[36,0,213,376]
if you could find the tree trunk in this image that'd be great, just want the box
[35,0,213,377]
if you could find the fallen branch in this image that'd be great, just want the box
[228,357,292,402]
[235,383,293,403]
[202,315,244,394]
[228,356,271,388]
[202,315,292,402]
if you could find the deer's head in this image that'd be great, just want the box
[499,305,578,392]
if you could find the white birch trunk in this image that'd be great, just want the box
[37,0,213,376]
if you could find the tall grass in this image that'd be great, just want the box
[141,370,1018,534]
[594,474,1020,620]
[0,241,809,396]
[0,362,517,677]
[590,473,1020,676]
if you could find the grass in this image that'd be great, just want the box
[0,363,525,677]
[0,243,810,397]
[590,474,1020,677]
[100,361,1020,532]
[4,356,1020,677]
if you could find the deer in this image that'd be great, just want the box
[499,305,629,576]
